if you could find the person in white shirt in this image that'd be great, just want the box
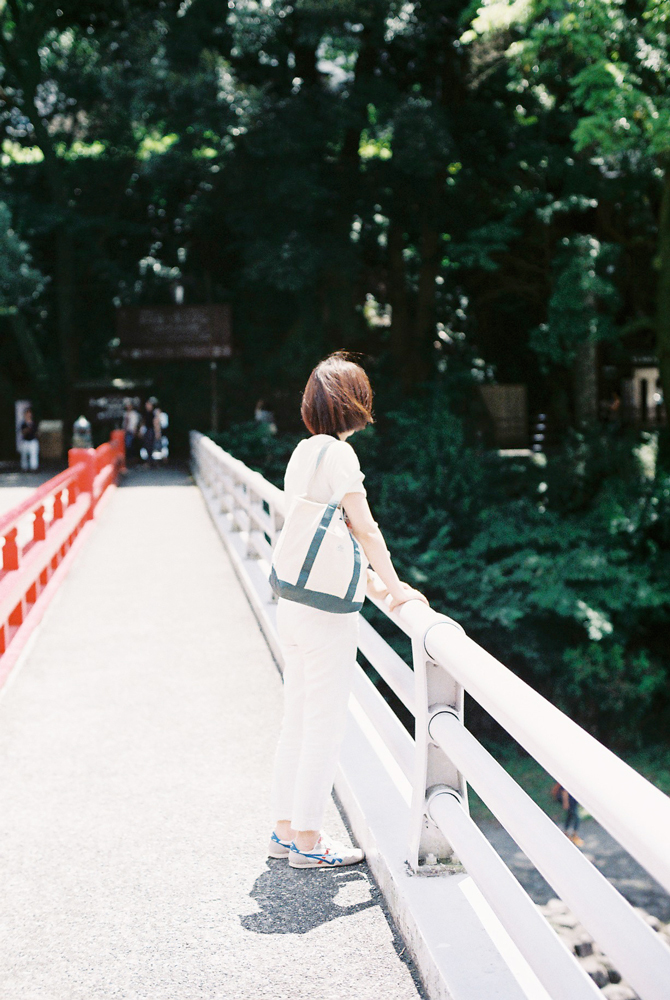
[19,408,39,471]
[122,399,140,460]
[268,352,427,869]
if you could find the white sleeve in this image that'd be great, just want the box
[323,441,366,498]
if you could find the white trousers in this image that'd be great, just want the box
[270,599,359,832]
[20,440,39,471]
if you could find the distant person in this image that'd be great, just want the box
[552,783,583,847]
[139,397,157,464]
[268,353,427,869]
[122,399,141,461]
[607,390,621,427]
[255,398,277,434]
[153,405,169,463]
[19,408,39,471]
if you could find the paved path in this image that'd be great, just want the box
[0,468,64,517]
[0,468,422,1000]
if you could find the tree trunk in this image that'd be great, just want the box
[388,220,410,378]
[322,23,383,347]
[412,211,442,384]
[573,339,599,425]
[655,166,670,460]
[55,228,77,426]
[10,312,50,384]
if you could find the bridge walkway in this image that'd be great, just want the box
[0,468,423,1000]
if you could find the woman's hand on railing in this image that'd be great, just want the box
[389,582,429,611]
[367,570,428,610]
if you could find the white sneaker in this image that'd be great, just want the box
[288,833,365,869]
[268,831,292,858]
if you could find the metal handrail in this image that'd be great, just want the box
[391,599,670,896]
[191,431,670,1000]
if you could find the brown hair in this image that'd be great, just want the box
[301,352,374,436]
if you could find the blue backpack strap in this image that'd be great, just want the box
[296,470,363,590]
[343,534,362,602]
[296,439,363,591]
[296,500,340,588]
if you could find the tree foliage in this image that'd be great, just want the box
[3,2,670,745]
[0,0,668,430]
[0,202,44,310]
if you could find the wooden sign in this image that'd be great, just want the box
[479,384,528,448]
[116,304,232,360]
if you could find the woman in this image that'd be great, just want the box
[269,353,427,869]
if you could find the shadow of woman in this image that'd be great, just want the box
[240,860,378,935]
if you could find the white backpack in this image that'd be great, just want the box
[269,440,367,613]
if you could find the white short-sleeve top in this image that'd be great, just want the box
[284,434,366,506]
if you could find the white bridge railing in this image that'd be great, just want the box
[191,430,670,1000]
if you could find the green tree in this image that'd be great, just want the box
[0,2,175,414]
[502,0,670,425]
[0,199,48,391]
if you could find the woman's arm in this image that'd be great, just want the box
[342,492,427,609]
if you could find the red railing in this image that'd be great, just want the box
[0,430,125,667]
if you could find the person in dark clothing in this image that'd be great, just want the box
[19,408,39,471]
[139,398,157,463]
[552,783,583,847]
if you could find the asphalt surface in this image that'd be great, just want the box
[0,467,423,1000]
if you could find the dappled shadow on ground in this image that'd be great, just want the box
[240,860,378,935]
[119,464,193,488]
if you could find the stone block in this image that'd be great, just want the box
[550,912,580,930]
[574,937,594,958]
[634,908,662,932]
[605,962,622,984]
[602,984,639,1000]
[580,955,609,989]
[544,898,570,915]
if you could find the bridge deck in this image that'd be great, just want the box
[0,468,422,1000]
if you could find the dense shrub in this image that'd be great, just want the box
[210,421,300,488]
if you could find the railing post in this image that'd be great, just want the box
[2,528,19,571]
[33,505,46,542]
[246,491,261,558]
[69,448,96,520]
[219,469,232,514]
[408,617,468,871]
[230,477,243,531]
[53,490,64,521]
[110,428,126,474]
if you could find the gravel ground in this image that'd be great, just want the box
[0,468,423,1000]
[478,818,670,922]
